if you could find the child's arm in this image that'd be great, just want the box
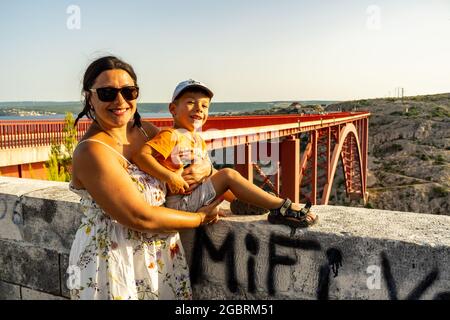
[132,144,189,194]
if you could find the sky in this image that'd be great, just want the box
[0,0,449,102]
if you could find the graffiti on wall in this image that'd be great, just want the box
[189,227,450,300]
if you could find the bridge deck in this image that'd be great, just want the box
[0,112,370,150]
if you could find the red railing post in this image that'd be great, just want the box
[280,135,300,203]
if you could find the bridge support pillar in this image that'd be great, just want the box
[280,136,299,203]
[311,130,318,205]
[234,143,253,183]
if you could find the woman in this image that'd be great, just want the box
[67,56,220,300]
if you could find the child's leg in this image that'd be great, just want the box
[209,168,284,210]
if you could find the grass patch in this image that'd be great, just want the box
[365,202,374,209]
[358,99,370,107]
[433,155,446,165]
[431,106,450,118]
[406,106,420,117]
[432,186,449,198]
[337,178,345,187]
[374,143,403,157]
[416,153,430,161]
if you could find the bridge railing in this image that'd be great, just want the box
[0,120,91,149]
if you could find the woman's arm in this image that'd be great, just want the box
[132,144,189,194]
[73,142,216,232]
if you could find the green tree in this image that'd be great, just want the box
[45,112,77,182]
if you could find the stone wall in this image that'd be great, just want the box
[0,176,449,300]
[0,177,80,300]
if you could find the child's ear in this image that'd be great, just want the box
[169,103,177,116]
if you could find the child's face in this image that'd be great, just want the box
[170,91,210,131]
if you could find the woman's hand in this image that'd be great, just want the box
[196,197,224,225]
[182,158,212,189]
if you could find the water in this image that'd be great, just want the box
[0,112,220,121]
[0,100,337,120]
[0,112,172,121]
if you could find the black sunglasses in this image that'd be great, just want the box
[89,86,139,102]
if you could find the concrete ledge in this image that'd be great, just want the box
[0,176,82,253]
[181,206,450,299]
[1,176,449,300]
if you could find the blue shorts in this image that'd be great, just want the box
[164,178,216,212]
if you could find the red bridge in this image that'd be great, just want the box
[0,111,370,205]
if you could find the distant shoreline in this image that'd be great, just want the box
[0,100,338,120]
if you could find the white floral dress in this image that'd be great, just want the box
[67,139,192,300]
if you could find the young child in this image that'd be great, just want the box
[132,79,318,227]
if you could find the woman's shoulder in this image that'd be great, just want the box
[73,137,109,164]
[140,121,161,140]
[71,138,107,189]
[72,137,131,184]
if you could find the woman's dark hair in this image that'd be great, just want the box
[74,56,142,127]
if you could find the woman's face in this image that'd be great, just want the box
[89,69,137,128]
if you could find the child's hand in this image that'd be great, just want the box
[182,159,212,185]
[167,172,190,194]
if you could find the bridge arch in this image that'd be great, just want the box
[321,123,365,205]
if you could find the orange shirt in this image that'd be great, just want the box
[146,128,208,172]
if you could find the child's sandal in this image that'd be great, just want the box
[267,199,318,228]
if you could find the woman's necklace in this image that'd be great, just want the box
[93,122,125,146]
[103,130,124,147]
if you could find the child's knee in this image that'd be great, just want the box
[219,167,240,180]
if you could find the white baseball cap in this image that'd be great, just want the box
[171,79,214,102]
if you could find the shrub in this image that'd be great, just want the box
[433,186,449,198]
[358,100,369,106]
[28,164,35,179]
[433,154,445,165]
[406,107,420,117]
[374,143,403,157]
[45,112,77,182]
[417,153,430,161]
[431,107,450,118]
[365,202,374,209]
